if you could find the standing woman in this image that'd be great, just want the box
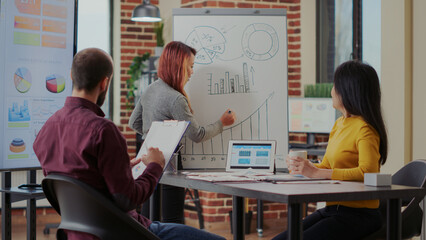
[129,41,236,223]
[274,60,388,240]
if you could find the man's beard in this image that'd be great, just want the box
[96,90,107,106]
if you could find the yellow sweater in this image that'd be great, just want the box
[315,116,380,209]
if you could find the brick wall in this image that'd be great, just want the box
[118,0,307,228]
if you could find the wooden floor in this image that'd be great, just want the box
[0,215,286,240]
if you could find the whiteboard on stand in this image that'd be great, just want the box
[173,8,288,170]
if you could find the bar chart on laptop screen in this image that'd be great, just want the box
[174,9,289,169]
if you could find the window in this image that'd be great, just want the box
[316,0,381,83]
[77,0,112,118]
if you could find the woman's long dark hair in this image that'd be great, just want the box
[334,60,388,165]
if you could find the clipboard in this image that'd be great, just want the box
[132,120,190,179]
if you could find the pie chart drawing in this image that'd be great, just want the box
[185,26,226,65]
[14,67,32,93]
[46,74,66,93]
[241,23,279,61]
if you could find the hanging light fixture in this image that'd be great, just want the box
[131,0,162,22]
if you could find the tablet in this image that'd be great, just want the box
[225,140,276,173]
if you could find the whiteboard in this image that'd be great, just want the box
[173,8,288,169]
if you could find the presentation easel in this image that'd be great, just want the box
[1,169,44,240]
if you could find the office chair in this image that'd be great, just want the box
[42,174,160,240]
[363,159,426,240]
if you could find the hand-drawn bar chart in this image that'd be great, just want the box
[181,92,274,168]
[208,63,254,95]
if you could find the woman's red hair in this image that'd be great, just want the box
[158,41,196,112]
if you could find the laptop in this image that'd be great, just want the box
[225,140,276,174]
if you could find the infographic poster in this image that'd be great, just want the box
[0,0,75,170]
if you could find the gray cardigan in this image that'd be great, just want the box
[129,79,223,143]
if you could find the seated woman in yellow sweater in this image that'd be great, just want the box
[273,60,388,240]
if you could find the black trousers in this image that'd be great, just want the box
[272,205,382,240]
[141,151,185,224]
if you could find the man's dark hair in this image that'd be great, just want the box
[71,48,113,92]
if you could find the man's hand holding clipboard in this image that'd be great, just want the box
[132,121,190,179]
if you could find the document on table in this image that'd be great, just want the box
[132,121,189,179]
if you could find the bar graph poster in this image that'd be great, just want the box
[173,9,288,169]
[0,0,76,170]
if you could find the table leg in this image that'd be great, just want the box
[257,199,263,237]
[2,172,12,240]
[27,170,37,240]
[288,203,303,240]
[232,196,245,240]
[387,198,402,240]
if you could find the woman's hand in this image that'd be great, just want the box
[220,109,236,126]
[287,155,332,179]
[287,155,318,178]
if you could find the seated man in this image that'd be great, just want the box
[33,48,225,240]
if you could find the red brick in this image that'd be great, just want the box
[202,208,217,214]
[204,215,226,222]
[217,193,231,198]
[289,20,301,27]
[264,212,278,218]
[219,1,235,7]
[288,13,301,19]
[127,27,142,32]
[288,28,301,34]
[271,5,288,9]
[288,67,301,73]
[289,82,301,88]
[289,5,301,11]
[280,0,300,3]
[289,52,301,58]
[254,3,270,8]
[288,44,301,50]
[203,199,225,206]
[122,34,137,39]
[269,204,287,211]
[289,36,301,42]
[237,3,254,8]
[206,1,218,7]
[217,207,232,214]
[288,89,302,96]
[288,74,301,80]
[288,59,301,65]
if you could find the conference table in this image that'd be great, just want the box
[157,172,426,240]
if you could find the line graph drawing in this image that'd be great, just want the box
[207,63,254,95]
[185,26,226,65]
[241,23,279,61]
[181,92,274,166]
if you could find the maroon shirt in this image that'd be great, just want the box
[33,97,163,240]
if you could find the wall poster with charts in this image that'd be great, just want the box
[173,9,289,169]
[0,0,77,170]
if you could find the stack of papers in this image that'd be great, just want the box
[183,171,338,184]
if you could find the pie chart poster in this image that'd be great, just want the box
[0,0,76,170]
[173,9,289,169]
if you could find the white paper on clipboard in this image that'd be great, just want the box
[132,120,190,179]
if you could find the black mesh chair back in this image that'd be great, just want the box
[364,159,426,240]
[42,174,160,240]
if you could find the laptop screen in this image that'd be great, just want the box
[226,140,276,171]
